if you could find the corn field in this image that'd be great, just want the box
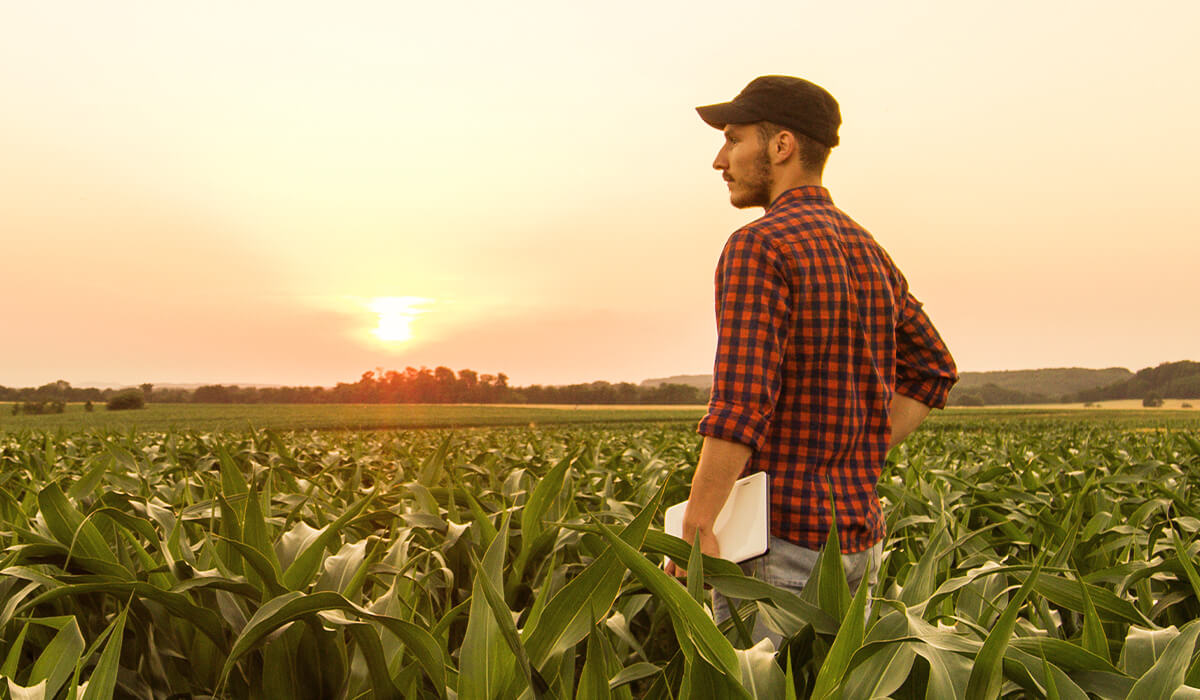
[2,419,1200,698]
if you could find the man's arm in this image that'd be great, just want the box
[682,230,784,578]
[888,392,932,450]
[893,289,958,414]
[664,436,753,579]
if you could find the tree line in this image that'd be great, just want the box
[948,360,1200,406]
[1,368,710,407]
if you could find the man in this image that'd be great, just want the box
[665,75,958,643]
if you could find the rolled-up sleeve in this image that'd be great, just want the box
[698,229,792,451]
[894,291,958,408]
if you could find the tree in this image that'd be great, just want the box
[107,389,145,411]
[193,385,232,403]
[1143,393,1164,408]
[458,369,479,401]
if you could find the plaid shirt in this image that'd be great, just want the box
[698,186,957,553]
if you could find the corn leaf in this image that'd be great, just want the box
[810,566,870,699]
[592,520,747,695]
[37,482,123,571]
[966,555,1044,700]
[1128,620,1200,699]
[460,515,517,700]
[24,616,84,699]
[522,477,669,672]
[80,603,128,700]
[281,494,370,591]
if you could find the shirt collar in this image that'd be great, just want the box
[768,185,831,211]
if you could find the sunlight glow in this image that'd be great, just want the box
[369,296,430,343]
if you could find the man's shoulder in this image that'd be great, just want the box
[731,196,845,248]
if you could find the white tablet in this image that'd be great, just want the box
[664,471,769,564]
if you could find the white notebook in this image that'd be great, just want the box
[664,471,769,564]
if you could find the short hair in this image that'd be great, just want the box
[756,121,831,175]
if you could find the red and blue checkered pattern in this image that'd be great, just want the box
[698,186,957,553]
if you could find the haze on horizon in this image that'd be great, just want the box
[3,1,1197,390]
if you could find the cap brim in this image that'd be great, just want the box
[695,102,760,129]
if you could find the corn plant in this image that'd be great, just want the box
[0,417,1198,698]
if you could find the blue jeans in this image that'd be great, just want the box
[713,536,882,648]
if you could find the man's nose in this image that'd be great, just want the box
[712,149,727,170]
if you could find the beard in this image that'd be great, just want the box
[728,145,773,209]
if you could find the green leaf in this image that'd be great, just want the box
[25,616,85,699]
[67,452,112,501]
[1079,576,1111,664]
[841,642,916,699]
[806,488,850,620]
[315,538,372,596]
[1071,670,1135,699]
[80,603,128,700]
[705,574,840,636]
[1008,637,1119,673]
[0,620,31,679]
[12,579,227,648]
[345,621,404,700]
[523,477,670,672]
[1122,626,1181,678]
[735,639,786,700]
[608,662,662,690]
[460,515,517,700]
[686,530,706,606]
[210,535,288,597]
[1170,529,1200,608]
[592,520,747,695]
[1128,620,1200,699]
[577,625,614,700]
[216,441,249,499]
[220,591,447,694]
[281,495,370,591]
[785,652,797,700]
[241,485,281,576]
[966,555,1044,700]
[37,482,123,571]
[810,566,870,699]
[260,622,303,700]
[416,432,453,488]
[912,641,973,699]
[1043,651,1062,700]
[1037,572,1153,627]
[898,517,949,607]
[467,535,547,698]
[516,451,573,573]
[1002,646,1090,700]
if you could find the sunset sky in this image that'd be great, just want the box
[3,1,1197,389]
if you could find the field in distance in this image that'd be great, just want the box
[4,401,1200,433]
[0,402,709,433]
[955,398,1199,410]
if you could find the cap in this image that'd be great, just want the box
[695,75,841,148]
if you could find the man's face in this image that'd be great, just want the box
[712,123,772,209]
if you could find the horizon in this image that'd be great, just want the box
[4,2,1198,388]
[7,360,1194,393]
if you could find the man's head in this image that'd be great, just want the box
[697,75,840,207]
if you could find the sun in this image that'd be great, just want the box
[368,296,429,343]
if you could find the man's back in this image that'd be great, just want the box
[700,185,956,552]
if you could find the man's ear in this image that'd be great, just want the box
[770,130,798,165]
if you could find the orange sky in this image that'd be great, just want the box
[3,2,1198,388]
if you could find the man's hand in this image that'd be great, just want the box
[664,526,721,579]
[663,436,752,579]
